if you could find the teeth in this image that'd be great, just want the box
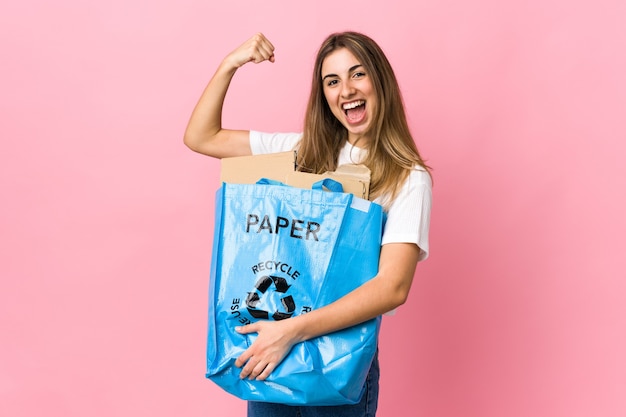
[342,100,364,110]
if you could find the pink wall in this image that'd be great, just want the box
[2,1,625,416]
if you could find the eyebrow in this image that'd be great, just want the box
[321,64,363,81]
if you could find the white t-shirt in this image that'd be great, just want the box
[250,131,432,261]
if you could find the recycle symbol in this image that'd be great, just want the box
[246,275,296,321]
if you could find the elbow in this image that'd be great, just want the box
[371,271,415,312]
[183,127,224,156]
[390,287,411,310]
[383,281,412,311]
[183,130,200,152]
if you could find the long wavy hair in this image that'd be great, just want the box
[296,31,431,202]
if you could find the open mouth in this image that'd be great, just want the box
[342,100,366,123]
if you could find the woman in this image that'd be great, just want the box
[184,32,432,417]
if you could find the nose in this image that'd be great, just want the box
[340,79,356,98]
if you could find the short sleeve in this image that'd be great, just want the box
[250,131,302,155]
[379,168,432,261]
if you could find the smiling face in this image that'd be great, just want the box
[321,48,377,146]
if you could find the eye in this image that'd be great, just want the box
[326,79,338,87]
[353,71,366,79]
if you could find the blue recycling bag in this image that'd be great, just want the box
[206,179,384,405]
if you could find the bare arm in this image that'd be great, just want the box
[235,242,421,380]
[183,33,275,158]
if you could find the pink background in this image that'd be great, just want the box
[2,1,625,416]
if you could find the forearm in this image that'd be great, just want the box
[296,275,410,342]
[183,61,238,152]
[183,33,275,157]
[289,242,420,343]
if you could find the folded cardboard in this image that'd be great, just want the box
[220,151,371,199]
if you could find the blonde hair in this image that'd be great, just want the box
[297,31,431,202]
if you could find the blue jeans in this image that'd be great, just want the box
[247,351,380,417]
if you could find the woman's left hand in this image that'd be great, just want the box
[234,319,299,380]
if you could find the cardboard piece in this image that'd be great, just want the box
[220,151,371,199]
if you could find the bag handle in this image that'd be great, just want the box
[312,178,344,192]
[256,177,344,193]
[256,178,285,186]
